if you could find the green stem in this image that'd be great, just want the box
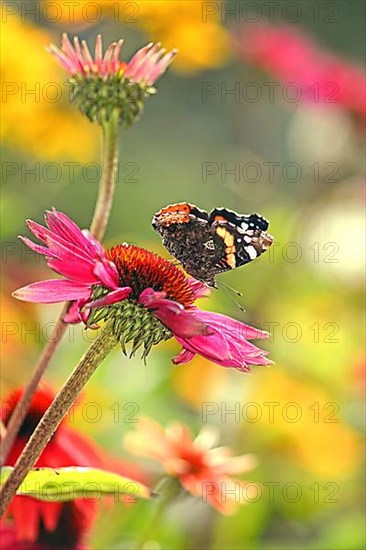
[0,322,118,517]
[0,111,120,467]
[134,477,180,550]
[90,109,119,238]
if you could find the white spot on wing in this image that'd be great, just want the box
[246,245,258,259]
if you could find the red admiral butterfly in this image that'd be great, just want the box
[152,202,273,286]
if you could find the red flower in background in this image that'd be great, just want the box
[1,388,146,550]
[237,22,366,122]
[0,517,88,550]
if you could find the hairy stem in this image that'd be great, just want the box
[0,111,120,466]
[0,322,118,516]
[90,109,119,238]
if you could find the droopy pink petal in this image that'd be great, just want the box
[12,280,91,303]
[154,303,208,339]
[175,313,240,367]
[187,279,211,299]
[180,331,271,370]
[178,336,271,370]
[26,219,94,265]
[93,260,120,288]
[189,308,270,341]
[48,258,101,284]
[85,287,132,309]
[63,301,82,324]
[26,219,52,244]
[19,236,52,257]
[172,348,196,365]
[42,233,94,265]
[243,353,273,367]
[45,210,98,257]
[139,288,210,338]
[44,213,109,268]
[81,229,104,255]
[175,334,251,371]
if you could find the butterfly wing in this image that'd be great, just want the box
[152,203,217,285]
[209,208,273,273]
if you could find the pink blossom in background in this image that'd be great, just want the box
[125,418,258,515]
[237,22,366,121]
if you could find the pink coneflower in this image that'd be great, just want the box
[124,418,258,515]
[48,33,177,86]
[237,22,366,121]
[47,34,177,125]
[13,209,271,371]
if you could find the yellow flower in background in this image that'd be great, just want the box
[1,16,97,160]
[250,370,361,478]
[134,1,230,71]
[43,0,230,72]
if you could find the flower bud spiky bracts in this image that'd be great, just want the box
[87,287,172,360]
[48,34,177,126]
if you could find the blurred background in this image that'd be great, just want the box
[1,1,365,549]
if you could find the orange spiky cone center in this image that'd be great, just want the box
[106,244,195,307]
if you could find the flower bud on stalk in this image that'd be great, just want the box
[48,34,177,126]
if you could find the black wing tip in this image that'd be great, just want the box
[209,208,269,231]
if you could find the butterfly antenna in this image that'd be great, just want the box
[219,280,242,297]
[217,281,246,312]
